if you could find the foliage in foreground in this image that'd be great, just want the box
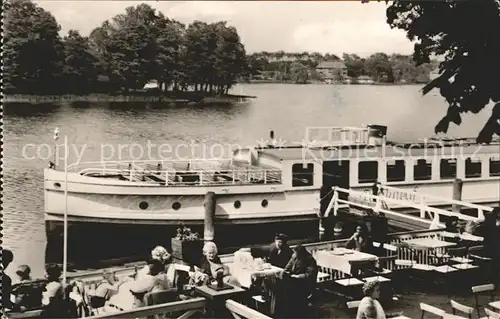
[385,0,500,143]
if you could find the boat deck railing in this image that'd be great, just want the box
[66,159,233,173]
[304,126,370,147]
[67,160,282,186]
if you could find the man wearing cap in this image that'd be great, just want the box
[267,233,293,269]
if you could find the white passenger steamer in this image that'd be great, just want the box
[43,125,500,264]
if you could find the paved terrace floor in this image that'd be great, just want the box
[308,278,500,318]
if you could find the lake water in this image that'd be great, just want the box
[2,83,492,278]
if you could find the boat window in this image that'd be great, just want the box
[440,158,457,179]
[465,158,482,178]
[386,159,405,182]
[489,158,500,177]
[414,159,432,181]
[292,163,314,187]
[358,161,378,184]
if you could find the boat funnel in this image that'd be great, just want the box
[367,125,387,146]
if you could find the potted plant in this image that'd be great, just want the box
[171,224,203,265]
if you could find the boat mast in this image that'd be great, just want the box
[54,127,68,282]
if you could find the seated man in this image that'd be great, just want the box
[267,233,293,269]
[249,234,293,302]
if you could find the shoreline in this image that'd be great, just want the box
[3,93,257,104]
[244,80,426,85]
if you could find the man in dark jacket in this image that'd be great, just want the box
[267,233,293,269]
[281,245,318,318]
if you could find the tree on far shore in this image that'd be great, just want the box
[386,0,500,143]
[3,0,65,94]
[4,1,248,95]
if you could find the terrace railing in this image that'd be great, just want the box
[86,298,271,319]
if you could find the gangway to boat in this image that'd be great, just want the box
[376,184,494,221]
[323,185,493,230]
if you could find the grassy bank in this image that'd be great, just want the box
[3,92,257,104]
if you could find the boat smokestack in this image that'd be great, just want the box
[367,125,387,146]
[269,130,277,148]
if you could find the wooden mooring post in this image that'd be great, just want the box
[204,191,216,242]
[452,178,463,213]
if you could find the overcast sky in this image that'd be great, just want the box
[36,1,415,57]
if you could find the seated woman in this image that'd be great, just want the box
[129,259,177,308]
[40,264,66,318]
[356,280,386,319]
[346,224,374,253]
[89,270,124,310]
[137,246,172,280]
[194,242,239,287]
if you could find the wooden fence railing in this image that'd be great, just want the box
[66,229,449,287]
[86,298,271,319]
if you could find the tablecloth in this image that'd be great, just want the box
[228,264,283,288]
[315,249,377,275]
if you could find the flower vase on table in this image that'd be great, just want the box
[171,225,203,265]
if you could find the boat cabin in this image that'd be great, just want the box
[237,125,500,193]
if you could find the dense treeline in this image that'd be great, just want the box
[3,1,248,95]
[247,51,436,84]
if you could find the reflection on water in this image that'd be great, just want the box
[4,102,62,117]
[2,84,492,278]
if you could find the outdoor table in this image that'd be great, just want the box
[404,238,457,249]
[489,300,500,310]
[227,263,283,314]
[401,238,456,265]
[227,264,283,289]
[315,249,378,275]
[195,283,246,318]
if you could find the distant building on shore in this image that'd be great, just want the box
[351,75,374,84]
[316,61,348,82]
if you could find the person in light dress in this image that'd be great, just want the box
[356,280,386,319]
[136,246,172,279]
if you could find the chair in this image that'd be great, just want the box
[482,308,500,319]
[420,302,446,318]
[143,288,179,306]
[450,300,474,319]
[472,284,495,315]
